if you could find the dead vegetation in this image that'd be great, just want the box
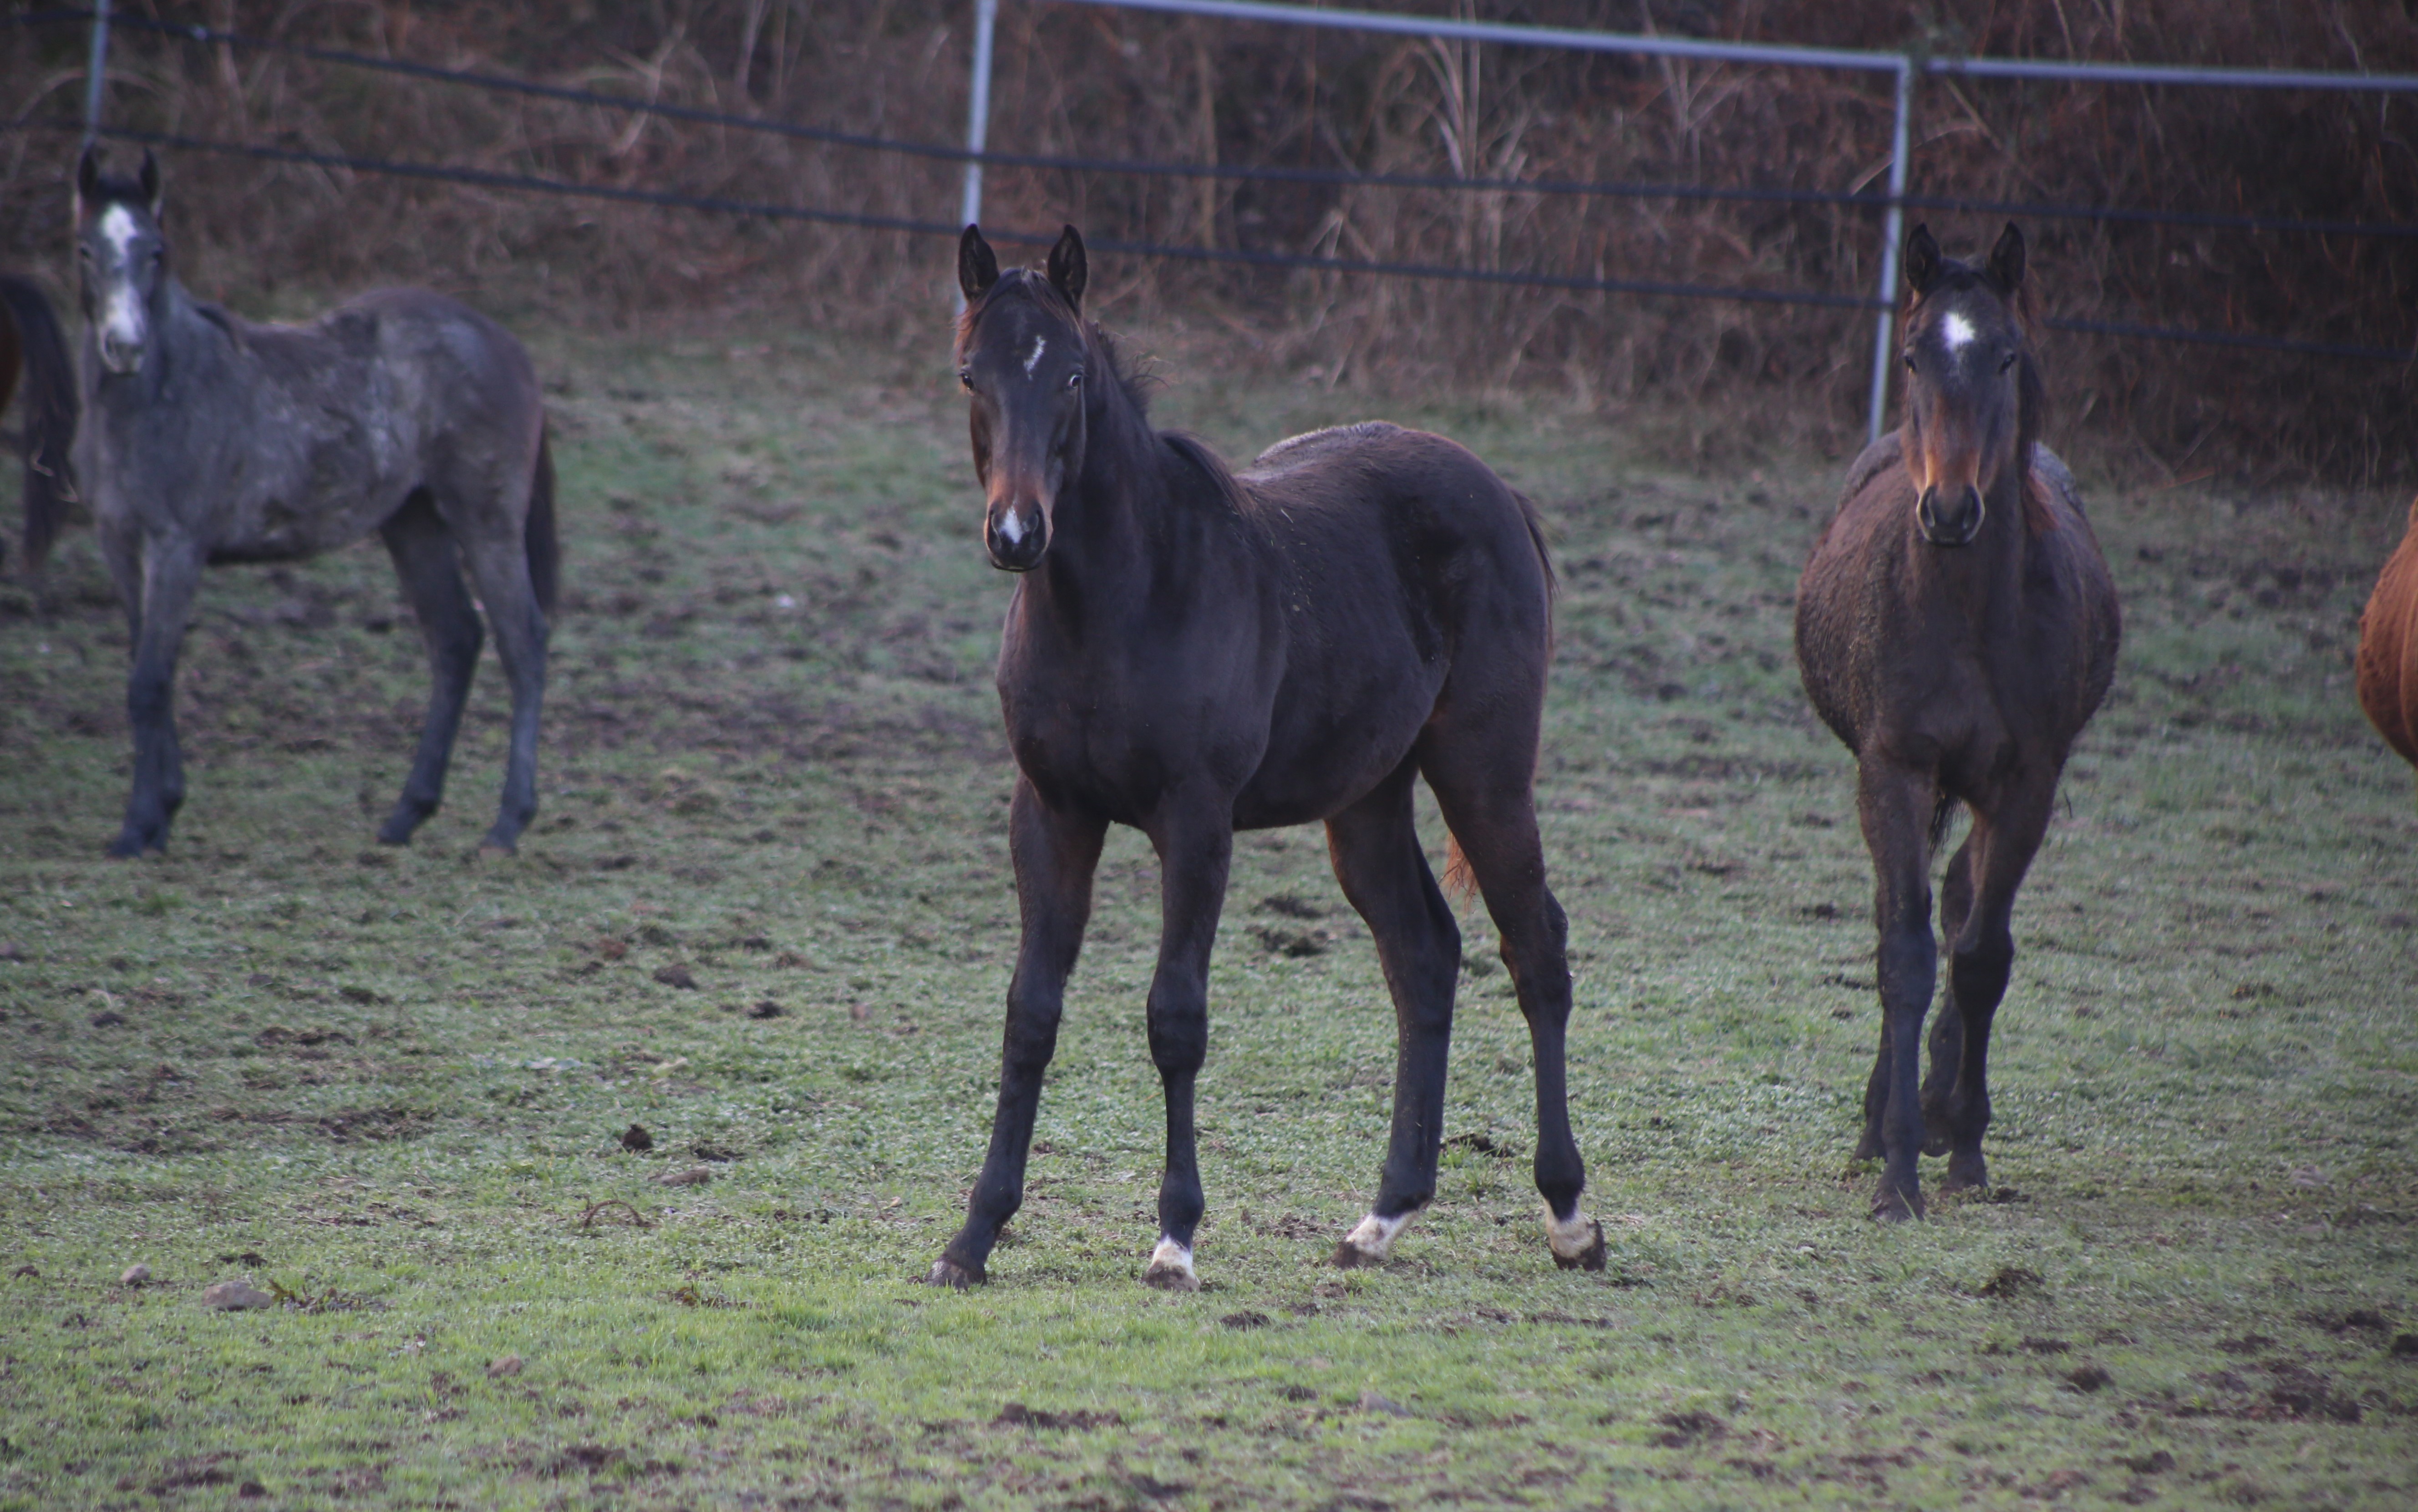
[0,1,2410,481]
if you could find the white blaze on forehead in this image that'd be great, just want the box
[1022,336,1047,377]
[98,204,141,259]
[1940,310,1978,352]
[95,205,148,357]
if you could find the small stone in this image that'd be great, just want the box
[657,1167,713,1187]
[620,1123,654,1152]
[486,1354,524,1380]
[120,1264,151,1287]
[201,1280,275,1311]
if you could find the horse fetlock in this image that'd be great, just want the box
[1869,1173,1926,1223]
[1940,1149,1991,1192]
[1545,1208,1607,1271]
[1331,1208,1418,1268]
[1141,1238,1199,1292]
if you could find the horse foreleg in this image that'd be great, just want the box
[1323,763,1460,1269]
[1856,761,1940,1220]
[928,781,1104,1288]
[1423,753,1604,1272]
[108,536,203,857]
[378,495,483,846]
[455,530,549,855]
[1935,785,2051,1194]
[1135,803,1232,1292]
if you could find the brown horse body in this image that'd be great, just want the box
[1795,224,2120,1219]
[0,271,78,572]
[2355,497,2418,772]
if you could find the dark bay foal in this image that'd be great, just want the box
[0,269,76,573]
[1795,224,2120,1220]
[71,149,555,857]
[928,225,1605,1290]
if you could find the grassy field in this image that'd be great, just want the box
[1,307,2413,1511]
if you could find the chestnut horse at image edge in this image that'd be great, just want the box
[927,223,1606,1291]
[2355,497,2418,786]
[0,270,77,573]
[1795,223,2120,1221]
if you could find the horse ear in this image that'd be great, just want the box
[959,224,1000,302]
[75,143,102,218]
[1988,222,2026,294]
[1046,225,1087,311]
[1903,223,1941,298]
[138,148,162,215]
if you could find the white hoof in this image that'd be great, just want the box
[1545,1206,1608,1271]
[1331,1209,1417,1268]
[1142,1237,1199,1292]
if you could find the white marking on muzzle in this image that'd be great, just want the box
[995,507,1025,545]
[1940,310,1976,352]
[1339,1210,1416,1264]
[1023,336,1046,377]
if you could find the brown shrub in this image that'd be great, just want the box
[0,1,2408,479]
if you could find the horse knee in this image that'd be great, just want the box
[1146,1010,1206,1074]
[1948,932,2012,1006]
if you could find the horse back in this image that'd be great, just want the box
[2355,497,2418,769]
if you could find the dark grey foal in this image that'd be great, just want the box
[70,148,556,857]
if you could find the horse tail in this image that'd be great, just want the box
[0,274,80,572]
[1441,833,1480,908]
[1927,790,1963,855]
[524,424,559,615]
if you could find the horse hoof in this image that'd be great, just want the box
[923,1257,985,1289]
[1869,1185,1925,1223]
[1330,1240,1381,1269]
[1549,1217,1607,1272]
[1939,1155,1990,1193]
[476,841,516,862]
[1142,1239,1200,1292]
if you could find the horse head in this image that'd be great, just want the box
[73,145,168,378]
[1898,222,2039,548]
[956,224,1092,572]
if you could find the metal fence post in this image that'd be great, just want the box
[956,0,1001,310]
[83,0,113,149]
[1864,56,1913,446]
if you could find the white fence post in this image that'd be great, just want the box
[956,0,1001,310]
[1865,57,1913,446]
[83,0,113,148]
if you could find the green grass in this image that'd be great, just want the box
[1,316,2413,1510]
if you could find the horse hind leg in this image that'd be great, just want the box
[1933,786,2052,1194]
[1920,832,1979,1157]
[1323,761,1461,1269]
[448,508,549,856]
[377,491,482,846]
[1419,740,1605,1272]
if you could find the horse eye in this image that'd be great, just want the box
[957,369,973,391]
[1998,350,2019,374]
[1066,370,1084,389]
[1901,353,1916,372]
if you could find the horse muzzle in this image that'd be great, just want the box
[97,333,145,375]
[985,500,1049,572]
[1916,483,1986,548]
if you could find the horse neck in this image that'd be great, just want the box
[1030,383,1186,608]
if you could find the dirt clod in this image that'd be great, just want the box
[620,1124,653,1152]
[487,1355,523,1379]
[747,999,784,1019]
[201,1280,275,1311]
[1358,1389,1413,1417]
[1219,1310,1270,1329]
[652,964,698,989]
[120,1263,151,1287]
[992,1402,1120,1431]
[1653,1411,1727,1447]
[2391,1333,2418,1359]
[1977,1266,2046,1299]
[657,1167,713,1187]
[2065,1364,2114,1393]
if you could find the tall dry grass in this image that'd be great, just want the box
[1,1,2410,479]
